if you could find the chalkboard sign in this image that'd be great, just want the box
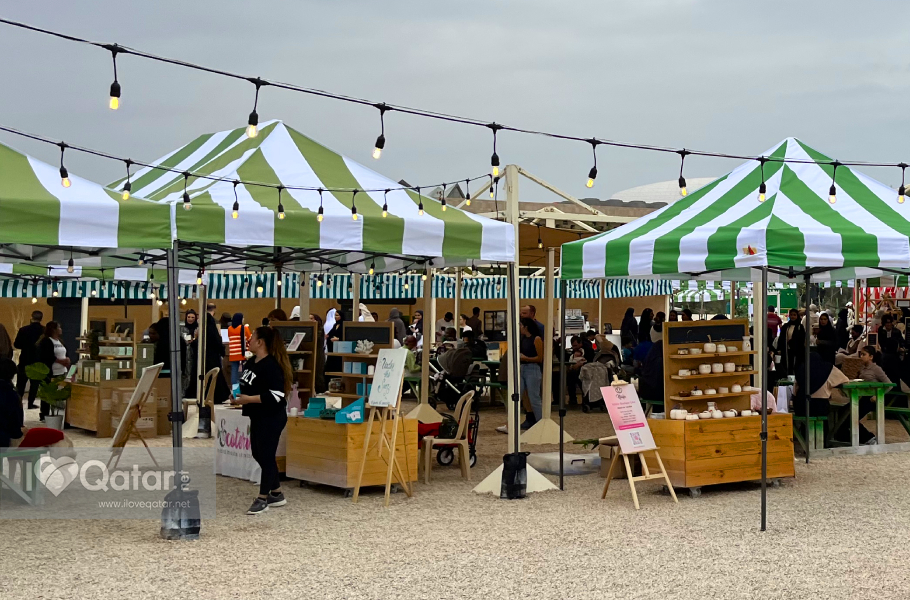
[271,322,316,347]
[342,323,393,346]
[112,320,134,337]
[89,319,107,336]
[667,323,745,345]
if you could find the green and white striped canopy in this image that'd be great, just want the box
[0,140,171,260]
[113,120,514,270]
[675,289,726,303]
[561,138,910,282]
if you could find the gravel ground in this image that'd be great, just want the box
[3,401,910,600]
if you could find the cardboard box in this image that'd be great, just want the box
[343,361,353,374]
[333,341,354,353]
[598,444,641,479]
[157,404,172,436]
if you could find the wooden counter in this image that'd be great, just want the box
[285,416,418,491]
[646,414,795,489]
[66,380,138,438]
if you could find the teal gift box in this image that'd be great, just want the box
[356,382,372,396]
[335,398,365,424]
[303,397,326,418]
[333,341,354,353]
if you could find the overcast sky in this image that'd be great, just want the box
[2,1,910,201]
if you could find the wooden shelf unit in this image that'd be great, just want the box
[656,318,795,489]
[271,321,318,405]
[324,322,396,406]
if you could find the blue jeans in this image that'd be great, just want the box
[231,360,243,388]
[520,363,543,422]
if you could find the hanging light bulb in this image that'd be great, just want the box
[537,226,543,249]
[246,78,264,138]
[107,45,121,110]
[196,269,204,286]
[489,175,497,199]
[464,179,471,206]
[232,180,240,219]
[372,103,387,159]
[137,254,145,266]
[66,257,74,274]
[677,149,690,197]
[277,186,286,220]
[316,274,323,287]
[422,272,428,282]
[90,288,97,297]
[898,163,907,205]
[59,143,71,188]
[256,276,264,294]
[351,190,359,221]
[181,297,187,305]
[382,189,389,218]
[488,123,502,177]
[121,160,132,200]
[157,299,163,307]
[277,276,282,287]
[416,187,424,216]
[182,172,193,211]
[52,281,59,297]
[828,161,840,204]
[316,188,325,222]
[369,261,375,276]
[31,296,38,304]
[758,157,767,202]
[586,139,600,188]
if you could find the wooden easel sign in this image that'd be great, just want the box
[353,348,413,506]
[108,363,163,471]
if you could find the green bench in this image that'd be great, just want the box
[884,392,910,436]
[792,415,828,453]
[642,398,664,417]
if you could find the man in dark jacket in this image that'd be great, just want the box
[0,358,26,447]
[14,310,44,408]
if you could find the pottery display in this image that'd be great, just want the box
[670,408,688,420]
[677,348,690,355]
[731,384,743,393]
[716,344,727,354]
[741,410,753,417]
[711,409,724,419]
[727,345,738,352]
[691,387,704,396]
[698,364,712,375]
[718,386,729,394]
[723,409,738,418]
[690,348,703,355]
[679,369,691,377]
[686,414,700,420]
[698,411,712,419]
[711,362,724,373]
[704,340,717,353]
[678,390,692,398]
[741,336,752,351]
[705,388,717,395]
[723,362,736,373]
[706,401,717,412]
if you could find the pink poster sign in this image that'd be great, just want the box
[600,383,656,454]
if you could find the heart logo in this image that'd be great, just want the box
[34,456,79,496]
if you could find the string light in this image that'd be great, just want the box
[58,142,70,188]
[403,272,409,291]
[422,271,428,282]
[106,45,121,110]
[488,123,502,177]
[52,280,59,297]
[440,183,447,211]
[121,160,132,199]
[182,172,192,211]
[277,185,285,220]
[181,297,187,305]
[232,180,240,219]
[382,189,389,218]
[489,175,495,199]
[351,189,359,221]
[537,225,543,249]
[196,269,204,285]
[586,139,600,188]
[149,284,156,299]
[899,163,907,204]
[67,256,75,273]
[31,296,38,304]
[157,299,163,307]
[246,78,264,138]
[90,288,97,297]
[758,157,767,202]
[372,103,387,159]
[369,261,375,276]
[316,273,323,287]
[256,273,264,294]
[317,188,324,222]
[829,161,840,204]
[417,187,424,216]
[464,179,471,206]
[677,149,690,197]
[137,254,145,266]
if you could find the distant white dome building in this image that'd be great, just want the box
[586,177,718,209]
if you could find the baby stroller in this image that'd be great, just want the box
[432,347,481,410]
[434,393,479,468]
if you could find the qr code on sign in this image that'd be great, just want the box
[630,432,643,447]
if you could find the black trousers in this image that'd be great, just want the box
[566,369,581,404]
[16,361,38,404]
[249,413,287,496]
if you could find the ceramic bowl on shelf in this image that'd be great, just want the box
[678,390,692,398]
[690,348,703,355]
[686,414,700,420]
[741,410,753,417]
[727,346,738,352]
[711,363,724,373]
[723,409,738,418]
[691,389,704,396]
[698,364,712,375]
[704,342,717,353]
[718,386,729,394]
[724,362,736,373]
[698,411,712,419]
[716,344,727,354]
[731,384,743,393]
[677,348,690,355]
[679,369,691,377]
[705,388,717,395]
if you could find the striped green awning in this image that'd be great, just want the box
[112,120,514,269]
[675,289,726,302]
[561,138,910,282]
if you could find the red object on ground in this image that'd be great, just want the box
[417,422,441,448]
[18,427,65,448]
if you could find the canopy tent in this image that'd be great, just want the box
[110,120,513,273]
[675,289,726,303]
[561,137,910,282]
[560,137,910,529]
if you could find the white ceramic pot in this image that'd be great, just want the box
[698,364,712,375]
[711,410,724,419]
[704,342,717,353]
[711,363,724,374]
[741,410,753,417]
[723,362,736,373]
[671,409,688,420]
[679,369,691,377]
[705,388,717,395]
[690,348,703,355]
[731,384,743,393]
[723,410,738,418]
[727,345,738,352]
[677,349,689,355]
[742,336,752,351]
[706,401,717,412]
[691,389,704,396]
[698,411,712,419]
[716,344,727,354]
[718,387,729,394]
[45,415,64,431]
[686,414,700,420]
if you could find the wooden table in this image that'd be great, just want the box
[840,382,895,446]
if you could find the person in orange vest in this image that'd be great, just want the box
[228,313,252,390]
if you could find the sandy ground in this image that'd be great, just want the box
[3,399,910,600]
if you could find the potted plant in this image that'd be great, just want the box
[24,363,72,430]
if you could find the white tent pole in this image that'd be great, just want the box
[80,297,89,338]
[298,272,310,321]
[506,165,520,453]
[453,271,462,327]
[407,266,443,423]
[352,273,361,321]
[196,283,206,407]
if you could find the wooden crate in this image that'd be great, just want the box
[647,414,795,488]
[66,379,138,438]
[285,417,418,490]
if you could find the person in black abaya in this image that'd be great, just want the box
[878,314,903,386]
[815,312,838,365]
[836,308,849,351]
[620,308,638,346]
[637,308,654,345]
[152,317,186,379]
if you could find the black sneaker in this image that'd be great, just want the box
[246,497,269,515]
[267,492,287,507]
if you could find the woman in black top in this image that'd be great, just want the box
[878,314,903,385]
[836,308,849,350]
[637,308,654,344]
[620,308,638,346]
[0,358,25,447]
[815,312,838,364]
[231,326,294,515]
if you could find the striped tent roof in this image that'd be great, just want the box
[561,138,910,282]
[113,120,514,271]
[0,140,171,262]
[675,289,726,302]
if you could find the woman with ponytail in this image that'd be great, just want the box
[231,326,294,515]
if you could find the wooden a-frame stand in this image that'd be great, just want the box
[107,364,163,471]
[352,385,413,507]
[600,436,678,510]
